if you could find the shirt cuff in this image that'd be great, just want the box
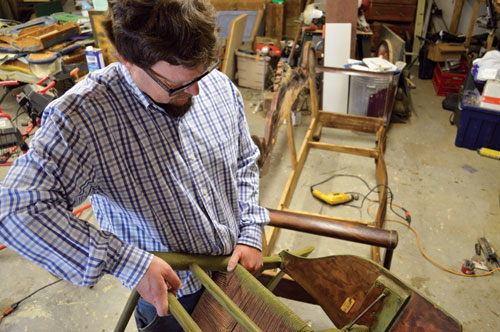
[237,224,264,251]
[110,243,154,289]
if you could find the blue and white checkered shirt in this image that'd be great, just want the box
[0,63,269,296]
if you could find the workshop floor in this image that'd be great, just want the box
[0,68,499,332]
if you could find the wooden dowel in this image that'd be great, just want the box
[268,209,398,249]
[114,289,140,332]
[168,292,203,332]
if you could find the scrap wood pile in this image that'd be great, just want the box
[0,16,89,84]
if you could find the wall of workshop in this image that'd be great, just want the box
[210,0,306,39]
[434,0,498,38]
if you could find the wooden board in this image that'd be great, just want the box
[250,9,264,42]
[281,253,463,332]
[88,10,119,66]
[222,13,247,82]
[379,24,406,63]
[217,11,260,43]
[265,3,284,40]
[411,0,426,62]
[284,0,306,39]
[11,22,80,52]
[326,0,358,58]
[323,23,351,113]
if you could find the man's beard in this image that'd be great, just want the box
[156,96,193,118]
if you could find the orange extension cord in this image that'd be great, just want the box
[368,200,500,277]
[72,203,92,218]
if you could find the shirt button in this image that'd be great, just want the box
[201,187,208,196]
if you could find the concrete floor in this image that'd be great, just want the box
[0,69,499,331]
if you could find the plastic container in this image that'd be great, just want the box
[348,72,400,124]
[85,46,105,72]
[455,95,500,150]
[432,62,468,96]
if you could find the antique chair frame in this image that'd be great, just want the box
[259,42,394,265]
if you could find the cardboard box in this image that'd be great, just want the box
[235,50,268,90]
[427,43,465,62]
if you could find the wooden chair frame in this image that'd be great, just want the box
[114,209,399,332]
[262,42,394,265]
[112,212,459,332]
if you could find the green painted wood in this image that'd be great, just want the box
[115,247,315,332]
[168,292,203,332]
[412,0,426,62]
[151,246,315,272]
[114,289,140,332]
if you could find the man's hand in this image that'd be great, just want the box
[135,256,182,316]
[227,244,263,275]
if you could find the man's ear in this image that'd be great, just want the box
[117,54,133,71]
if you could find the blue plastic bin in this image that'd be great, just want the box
[455,102,500,150]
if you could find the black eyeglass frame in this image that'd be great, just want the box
[143,59,220,97]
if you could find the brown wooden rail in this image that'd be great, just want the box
[268,209,398,269]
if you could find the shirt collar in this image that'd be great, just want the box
[116,62,157,110]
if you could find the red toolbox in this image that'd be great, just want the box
[432,62,468,96]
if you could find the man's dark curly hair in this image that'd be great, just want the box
[102,0,218,69]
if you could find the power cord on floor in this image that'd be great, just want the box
[310,174,411,223]
[363,189,411,224]
[0,279,63,324]
[310,173,498,277]
[367,200,500,277]
[0,203,94,324]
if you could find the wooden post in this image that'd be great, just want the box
[449,0,465,34]
[465,0,481,48]
[412,0,427,63]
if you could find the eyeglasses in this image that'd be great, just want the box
[143,59,220,97]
